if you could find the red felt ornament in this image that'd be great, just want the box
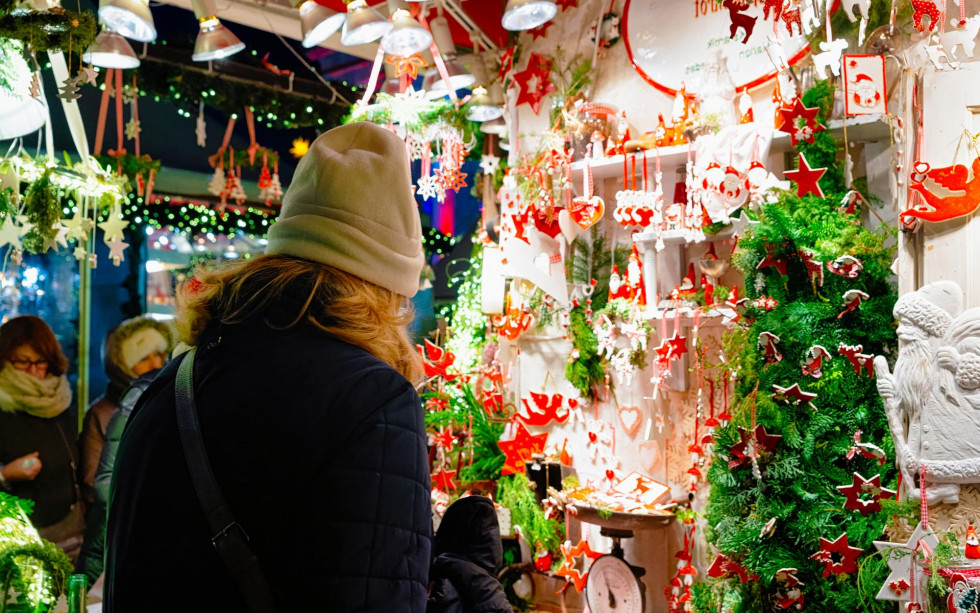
[910,0,941,31]
[498,423,548,476]
[784,153,827,197]
[810,533,863,577]
[905,158,980,225]
[514,53,556,115]
[837,472,896,515]
[556,540,602,592]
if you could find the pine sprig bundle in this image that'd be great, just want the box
[695,84,898,613]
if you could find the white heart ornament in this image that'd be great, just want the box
[558,208,579,244]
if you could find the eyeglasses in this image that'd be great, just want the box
[10,358,48,370]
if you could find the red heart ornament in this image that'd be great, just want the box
[568,398,578,409]
[605,469,616,480]
[532,207,562,238]
[617,405,643,438]
[588,432,598,443]
[569,195,605,230]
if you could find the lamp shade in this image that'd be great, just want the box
[298,0,345,48]
[501,0,557,31]
[480,116,508,136]
[82,30,140,69]
[381,9,432,56]
[192,17,245,61]
[466,86,504,122]
[98,0,156,42]
[341,0,392,46]
[0,93,46,140]
[430,57,475,92]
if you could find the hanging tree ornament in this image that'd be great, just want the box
[514,53,556,115]
[499,422,549,476]
[837,288,870,319]
[798,248,825,290]
[432,468,457,492]
[106,236,128,266]
[417,339,457,380]
[556,539,601,593]
[874,522,938,602]
[771,383,818,408]
[846,430,887,466]
[385,53,427,79]
[570,163,605,230]
[479,154,500,176]
[196,102,207,148]
[801,345,832,378]
[778,98,824,146]
[784,153,827,197]
[756,243,789,276]
[811,533,863,577]
[57,76,83,102]
[98,205,129,242]
[707,553,757,583]
[837,472,896,515]
[838,343,875,377]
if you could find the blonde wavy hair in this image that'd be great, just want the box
[175,254,420,382]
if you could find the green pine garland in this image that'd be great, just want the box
[0,493,73,613]
[0,1,97,56]
[694,83,898,613]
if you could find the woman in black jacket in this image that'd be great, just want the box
[0,315,83,561]
[104,122,432,612]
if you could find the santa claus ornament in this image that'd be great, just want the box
[843,55,887,116]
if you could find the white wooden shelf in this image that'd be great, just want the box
[569,115,892,181]
[633,226,735,247]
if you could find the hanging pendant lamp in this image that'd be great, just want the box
[191,0,245,62]
[295,0,345,48]
[381,9,432,56]
[98,0,156,42]
[82,29,141,69]
[341,0,392,46]
[501,0,557,31]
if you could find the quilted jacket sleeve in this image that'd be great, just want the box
[320,369,432,612]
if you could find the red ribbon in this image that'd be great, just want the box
[93,68,113,156]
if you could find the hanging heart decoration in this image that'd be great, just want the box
[638,440,662,473]
[617,405,643,438]
[570,163,605,229]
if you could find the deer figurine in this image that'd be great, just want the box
[723,0,758,44]
[763,0,783,20]
[781,0,804,36]
[938,15,980,60]
[811,39,849,78]
[841,0,870,22]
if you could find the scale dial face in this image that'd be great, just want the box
[585,555,643,613]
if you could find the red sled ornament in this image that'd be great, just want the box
[759,331,783,365]
[846,430,887,465]
[774,568,805,610]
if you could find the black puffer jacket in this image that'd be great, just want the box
[104,318,432,612]
[427,496,511,613]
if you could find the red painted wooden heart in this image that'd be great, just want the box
[569,195,605,230]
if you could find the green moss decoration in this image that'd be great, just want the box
[695,84,898,613]
[20,169,58,253]
[0,493,73,613]
[0,7,97,56]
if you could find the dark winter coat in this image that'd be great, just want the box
[103,317,432,612]
[76,371,157,584]
[0,408,78,528]
[427,496,511,613]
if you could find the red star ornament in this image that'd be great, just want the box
[779,98,825,146]
[728,425,782,470]
[707,553,758,584]
[514,54,556,115]
[385,53,427,79]
[432,468,457,491]
[756,244,789,276]
[439,167,468,193]
[529,19,553,40]
[557,539,602,592]
[771,383,818,408]
[837,472,896,515]
[667,332,689,359]
[498,47,515,83]
[810,533,863,577]
[498,422,548,476]
[434,428,455,449]
[784,153,827,198]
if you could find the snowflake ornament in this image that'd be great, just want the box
[480,154,501,175]
[416,174,443,201]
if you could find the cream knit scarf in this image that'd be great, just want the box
[0,364,71,418]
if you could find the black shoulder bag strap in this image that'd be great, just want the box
[175,348,278,613]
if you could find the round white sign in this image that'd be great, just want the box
[623,0,811,95]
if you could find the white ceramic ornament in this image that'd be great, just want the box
[873,522,938,602]
[812,39,849,79]
[938,15,980,61]
[841,0,870,22]
[557,208,579,244]
[874,281,980,504]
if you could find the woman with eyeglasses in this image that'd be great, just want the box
[0,315,84,561]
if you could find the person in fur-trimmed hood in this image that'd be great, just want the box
[78,316,173,508]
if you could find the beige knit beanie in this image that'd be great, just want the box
[265,122,424,297]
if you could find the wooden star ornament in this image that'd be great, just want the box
[837,472,896,515]
[514,53,555,115]
[498,422,548,476]
[810,533,863,577]
[728,425,781,470]
[432,468,457,492]
[784,153,827,198]
[556,539,602,592]
[772,383,817,408]
[707,553,758,584]
[778,98,824,146]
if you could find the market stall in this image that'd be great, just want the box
[2,0,980,611]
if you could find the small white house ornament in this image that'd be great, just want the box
[874,281,980,504]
